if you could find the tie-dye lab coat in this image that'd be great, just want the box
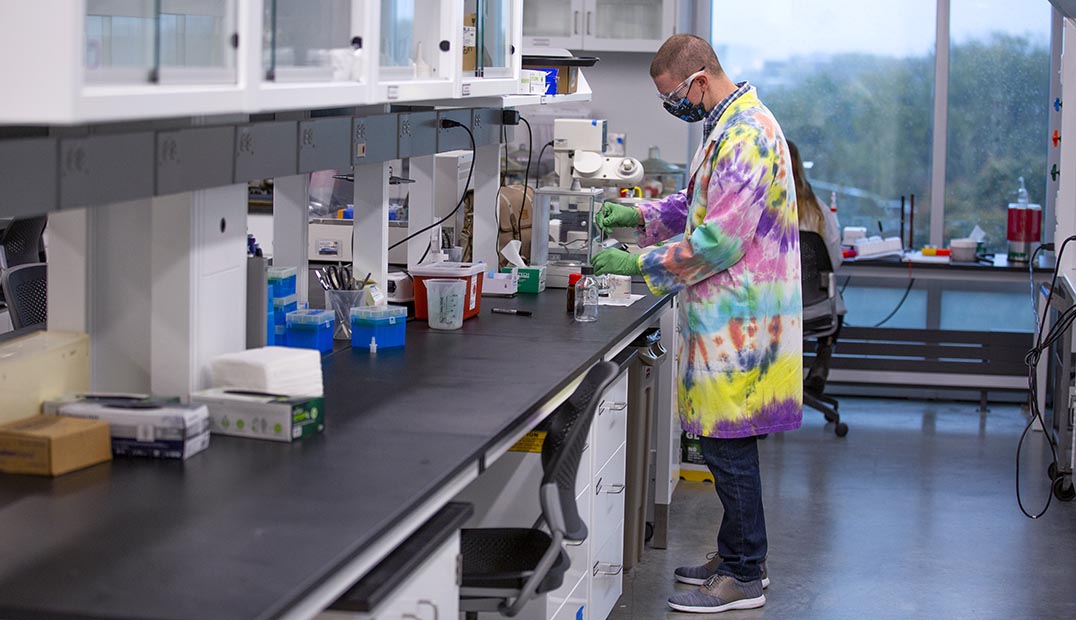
[636,87,802,439]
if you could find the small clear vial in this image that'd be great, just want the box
[574,265,599,323]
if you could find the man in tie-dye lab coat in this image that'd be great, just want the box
[593,34,802,614]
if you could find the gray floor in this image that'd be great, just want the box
[611,398,1076,620]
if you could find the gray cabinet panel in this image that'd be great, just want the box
[298,117,352,173]
[0,138,57,217]
[235,121,298,183]
[437,109,474,152]
[472,108,502,148]
[60,133,155,208]
[157,127,236,195]
[353,114,398,165]
[397,112,438,158]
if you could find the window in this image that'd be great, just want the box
[712,1,938,240]
[944,0,1052,251]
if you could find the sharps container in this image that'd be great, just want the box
[410,262,485,321]
[424,279,467,330]
[285,309,335,354]
[351,306,407,349]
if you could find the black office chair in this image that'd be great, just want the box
[2,262,47,329]
[0,216,47,271]
[460,361,618,619]
[800,231,848,437]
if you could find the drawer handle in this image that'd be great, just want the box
[418,600,439,620]
[593,562,624,577]
[609,401,627,412]
[595,479,626,495]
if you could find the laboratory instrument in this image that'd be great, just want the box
[552,119,644,190]
[532,186,605,288]
[639,146,686,198]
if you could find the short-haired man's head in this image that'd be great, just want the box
[649,34,723,82]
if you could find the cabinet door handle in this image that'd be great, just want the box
[418,600,439,620]
[593,562,624,576]
[574,11,580,35]
[586,11,592,35]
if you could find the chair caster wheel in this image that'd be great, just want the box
[1053,476,1075,502]
[835,423,849,438]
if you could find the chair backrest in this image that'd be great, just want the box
[0,216,47,270]
[540,360,618,542]
[3,262,47,329]
[800,230,834,309]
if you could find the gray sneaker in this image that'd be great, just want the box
[668,574,766,614]
[674,553,770,589]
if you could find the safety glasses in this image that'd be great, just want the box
[656,68,706,105]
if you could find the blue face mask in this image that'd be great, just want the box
[663,96,707,123]
[658,69,708,123]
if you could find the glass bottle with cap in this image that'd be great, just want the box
[574,266,599,323]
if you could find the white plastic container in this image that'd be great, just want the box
[949,238,978,263]
[425,279,467,330]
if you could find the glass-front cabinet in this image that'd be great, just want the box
[523,0,675,52]
[460,0,521,97]
[257,0,373,110]
[84,0,238,84]
[375,0,458,101]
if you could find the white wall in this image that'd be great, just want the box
[584,52,693,166]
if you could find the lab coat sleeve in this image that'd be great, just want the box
[635,190,689,248]
[639,138,772,296]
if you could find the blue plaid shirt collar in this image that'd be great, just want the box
[703,81,751,139]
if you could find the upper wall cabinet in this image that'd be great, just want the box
[522,0,675,53]
[0,0,248,124]
[254,0,375,110]
[458,0,523,98]
[373,0,461,103]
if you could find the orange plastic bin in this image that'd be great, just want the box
[410,262,486,321]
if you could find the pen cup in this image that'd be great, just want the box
[326,289,365,340]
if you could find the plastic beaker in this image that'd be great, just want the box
[326,289,365,340]
[424,278,466,330]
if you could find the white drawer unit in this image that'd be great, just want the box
[550,575,588,620]
[315,531,460,620]
[590,445,626,553]
[592,372,628,474]
[589,520,625,620]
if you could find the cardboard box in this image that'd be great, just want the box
[43,398,210,460]
[191,388,325,443]
[462,13,477,72]
[0,415,111,476]
[523,64,577,94]
[0,331,90,426]
[502,265,546,294]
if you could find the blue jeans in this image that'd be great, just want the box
[700,435,767,582]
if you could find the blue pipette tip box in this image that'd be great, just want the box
[351,306,407,350]
[268,266,298,297]
[285,309,334,354]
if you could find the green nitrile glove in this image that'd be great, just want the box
[595,201,642,233]
[593,248,642,276]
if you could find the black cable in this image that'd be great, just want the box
[1016,234,1076,519]
[843,277,915,328]
[388,120,476,258]
[514,116,534,241]
[536,140,554,186]
[1030,244,1050,334]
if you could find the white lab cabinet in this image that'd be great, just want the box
[0,0,248,124]
[522,0,675,53]
[374,0,461,102]
[458,0,523,98]
[254,0,376,111]
[453,369,629,620]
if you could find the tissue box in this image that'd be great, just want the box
[503,266,546,294]
[191,388,325,443]
[43,399,211,460]
[484,270,519,297]
[0,415,112,476]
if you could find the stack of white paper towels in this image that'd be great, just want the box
[209,347,323,397]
